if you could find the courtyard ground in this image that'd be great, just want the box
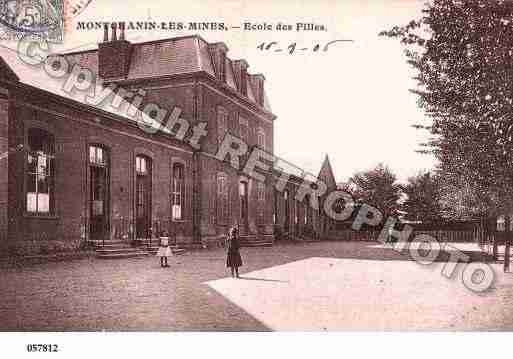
[1,240,513,331]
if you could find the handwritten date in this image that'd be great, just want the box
[257,40,354,54]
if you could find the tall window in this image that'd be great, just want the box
[273,189,278,224]
[217,106,228,144]
[304,195,310,225]
[26,128,54,214]
[135,155,152,239]
[172,163,185,220]
[257,181,265,222]
[239,117,249,144]
[90,145,108,217]
[241,70,247,96]
[257,127,265,150]
[284,189,290,229]
[294,199,298,224]
[239,180,249,230]
[217,173,229,224]
[89,145,109,240]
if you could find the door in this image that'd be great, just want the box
[89,146,109,241]
[239,181,248,235]
[136,156,152,239]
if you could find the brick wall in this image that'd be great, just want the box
[199,84,275,240]
[7,86,196,253]
[5,68,279,253]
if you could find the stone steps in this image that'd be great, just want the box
[96,247,145,255]
[97,251,149,260]
[240,242,273,247]
[239,238,274,247]
[146,246,187,255]
[92,238,187,259]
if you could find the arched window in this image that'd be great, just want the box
[257,127,265,150]
[217,173,228,224]
[26,128,55,214]
[172,163,185,220]
[217,106,228,144]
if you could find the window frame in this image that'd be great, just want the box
[257,127,265,150]
[219,52,226,82]
[25,128,55,216]
[171,162,186,221]
[217,106,228,145]
[239,116,249,144]
[216,172,229,224]
[257,181,265,223]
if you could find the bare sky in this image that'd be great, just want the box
[49,0,437,183]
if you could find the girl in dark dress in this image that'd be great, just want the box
[226,227,243,278]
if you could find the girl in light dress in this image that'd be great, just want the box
[156,236,173,267]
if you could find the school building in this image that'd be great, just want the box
[0,26,338,255]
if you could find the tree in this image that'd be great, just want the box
[400,171,442,222]
[380,0,513,216]
[349,163,402,218]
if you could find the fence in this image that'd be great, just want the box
[327,228,481,243]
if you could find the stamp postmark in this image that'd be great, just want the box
[0,0,64,42]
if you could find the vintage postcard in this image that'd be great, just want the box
[1,0,512,356]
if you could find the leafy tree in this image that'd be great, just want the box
[349,163,402,218]
[380,0,513,216]
[400,171,442,222]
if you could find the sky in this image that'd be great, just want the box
[8,0,438,183]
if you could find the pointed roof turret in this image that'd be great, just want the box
[318,154,336,191]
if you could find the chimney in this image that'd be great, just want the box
[111,23,117,41]
[103,23,108,42]
[252,74,265,107]
[98,22,132,80]
[208,42,228,82]
[120,22,126,41]
[233,59,249,97]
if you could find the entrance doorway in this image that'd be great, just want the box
[89,145,109,241]
[136,155,152,239]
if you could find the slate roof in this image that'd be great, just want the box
[61,35,272,112]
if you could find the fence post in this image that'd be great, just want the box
[493,216,499,260]
[493,236,498,260]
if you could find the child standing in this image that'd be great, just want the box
[226,227,243,278]
[156,236,173,267]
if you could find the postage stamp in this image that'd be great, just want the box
[0,0,64,42]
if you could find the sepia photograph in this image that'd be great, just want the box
[0,0,512,356]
